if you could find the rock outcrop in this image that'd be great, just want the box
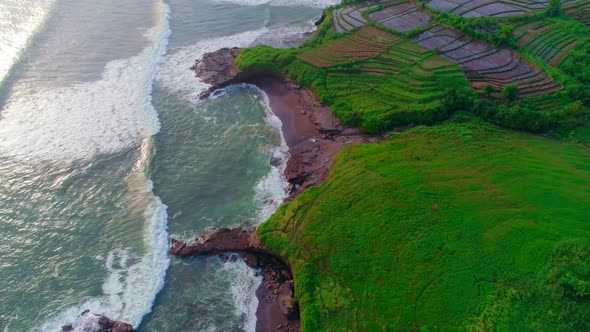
[61,312,133,332]
[170,227,300,331]
[170,227,265,256]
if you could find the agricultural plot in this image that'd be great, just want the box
[333,3,370,32]
[368,1,432,32]
[412,25,562,96]
[297,26,399,67]
[325,41,469,118]
[427,0,549,17]
[565,1,590,27]
[513,21,579,66]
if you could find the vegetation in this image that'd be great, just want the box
[237,29,471,133]
[547,0,562,17]
[235,0,590,134]
[258,115,590,331]
[237,2,590,330]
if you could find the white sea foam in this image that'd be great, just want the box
[0,0,56,84]
[156,28,269,101]
[211,0,340,8]
[39,2,171,331]
[0,1,171,161]
[247,85,289,223]
[41,171,170,332]
[219,255,263,332]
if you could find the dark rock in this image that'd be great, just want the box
[61,324,73,332]
[242,253,260,268]
[94,314,134,332]
[270,156,283,167]
[112,321,134,332]
[170,227,264,256]
[314,11,327,26]
[219,253,229,263]
[81,309,90,316]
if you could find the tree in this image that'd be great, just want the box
[547,0,562,17]
[501,84,520,103]
[483,84,495,97]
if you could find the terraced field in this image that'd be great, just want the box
[565,1,590,27]
[513,21,579,66]
[428,0,549,17]
[368,0,431,32]
[324,40,469,119]
[412,25,562,96]
[333,3,371,32]
[297,26,399,67]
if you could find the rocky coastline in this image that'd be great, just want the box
[192,47,377,197]
[175,47,379,331]
[171,228,299,332]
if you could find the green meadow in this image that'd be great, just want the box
[258,115,590,331]
[242,1,590,330]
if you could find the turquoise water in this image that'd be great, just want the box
[0,0,332,330]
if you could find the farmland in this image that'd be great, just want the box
[324,40,469,129]
[297,26,399,67]
[565,0,590,27]
[412,25,562,96]
[332,3,371,32]
[514,21,578,66]
[428,0,550,17]
[368,1,431,31]
[238,1,585,133]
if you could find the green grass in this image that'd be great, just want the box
[258,115,590,331]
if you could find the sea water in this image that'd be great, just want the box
[0,0,333,331]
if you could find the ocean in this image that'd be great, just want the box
[0,0,337,330]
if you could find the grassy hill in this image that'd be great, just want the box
[258,114,590,331]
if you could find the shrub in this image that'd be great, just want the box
[501,84,520,103]
[546,0,562,17]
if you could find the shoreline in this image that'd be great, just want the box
[209,77,377,331]
[249,75,377,198]
[184,48,379,331]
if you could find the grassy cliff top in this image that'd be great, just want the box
[258,114,590,330]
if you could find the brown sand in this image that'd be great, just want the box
[247,76,377,332]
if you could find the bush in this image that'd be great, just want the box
[502,84,520,103]
[546,0,562,17]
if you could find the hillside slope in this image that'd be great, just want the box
[258,115,590,331]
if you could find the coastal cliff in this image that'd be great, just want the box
[192,47,377,197]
